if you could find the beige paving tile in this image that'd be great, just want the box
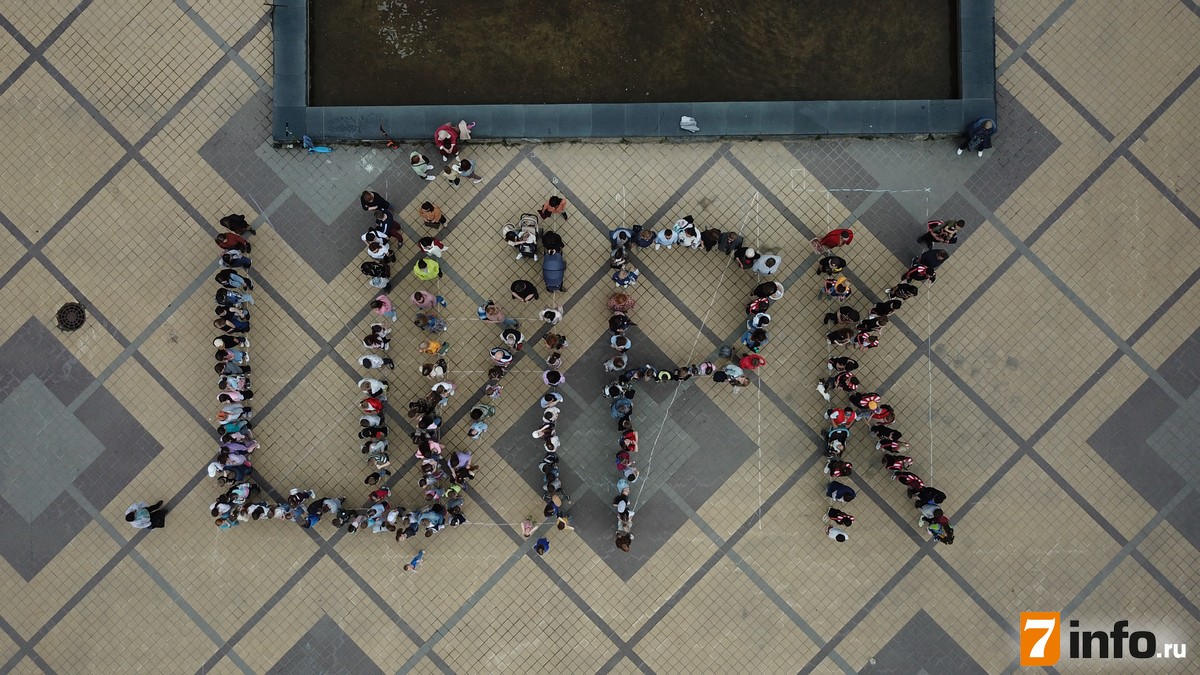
[934,257,1116,438]
[555,520,719,641]
[0,622,18,665]
[995,0,1064,45]
[1,0,81,44]
[0,30,27,87]
[135,485,321,640]
[639,560,820,674]
[140,64,261,217]
[1138,520,1200,610]
[98,358,216,515]
[1031,158,1200,339]
[1129,279,1200,371]
[235,557,417,673]
[0,261,124,379]
[0,519,122,637]
[1130,79,1200,220]
[951,456,1122,627]
[1035,356,1164,541]
[834,557,1014,672]
[41,162,213,340]
[0,63,126,242]
[186,0,266,46]
[1031,0,1200,138]
[1068,557,1199,674]
[44,0,223,141]
[332,513,518,641]
[736,474,922,641]
[994,60,1114,240]
[6,656,46,675]
[435,557,616,673]
[38,557,216,673]
[239,22,273,83]
[877,355,1021,505]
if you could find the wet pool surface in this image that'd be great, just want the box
[310,0,958,106]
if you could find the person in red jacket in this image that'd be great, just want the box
[811,228,854,252]
[738,353,766,370]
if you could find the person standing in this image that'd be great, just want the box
[534,537,550,556]
[125,500,168,530]
[409,152,437,181]
[811,228,853,253]
[958,117,996,157]
[412,258,442,281]
[360,190,390,213]
[539,196,568,220]
[825,525,849,542]
[918,219,964,248]
[404,550,425,571]
[419,201,448,228]
[826,481,856,504]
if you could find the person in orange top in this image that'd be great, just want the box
[419,201,447,228]
[539,196,568,220]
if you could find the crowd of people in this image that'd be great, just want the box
[600,218,786,551]
[490,197,577,556]
[208,214,263,528]
[816,221,960,545]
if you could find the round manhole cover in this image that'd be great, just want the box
[56,302,87,331]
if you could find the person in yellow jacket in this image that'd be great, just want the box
[412,257,442,281]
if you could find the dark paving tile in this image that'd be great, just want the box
[0,376,105,522]
[1088,329,1200,547]
[858,190,987,265]
[498,330,756,576]
[856,192,917,264]
[199,91,287,209]
[72,385,163,508]
[567,489,689,582]
[269,194,366,283]
[785,139,879,212]
[268,614,384,675]
[0,493,92,582]
[860,609,987,675]
[0,318,93,404]
[0,319,162,578]
[962,85,1060,213]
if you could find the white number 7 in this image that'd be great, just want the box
[1024,618,1057,658]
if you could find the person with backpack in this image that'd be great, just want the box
[219,214,254,235]
[901,263,936,284]
[817,371,858,401]
[816,255,846,275]
[360,261,391,290]
[823,305,860,326]
[884,283,919,300]
[910,486,946,508]
[919,219,965,248]
[824,508,855,528]
[360,190,390,213]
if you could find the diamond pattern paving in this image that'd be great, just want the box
[2,0,1199,671]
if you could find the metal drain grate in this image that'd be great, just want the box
[55,302,87,331]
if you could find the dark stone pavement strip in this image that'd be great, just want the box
[860,609,987,675]
[268,615,383,675]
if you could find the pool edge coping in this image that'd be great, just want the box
[273,0,995,141]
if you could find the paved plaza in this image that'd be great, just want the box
[1,0,1198,673]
